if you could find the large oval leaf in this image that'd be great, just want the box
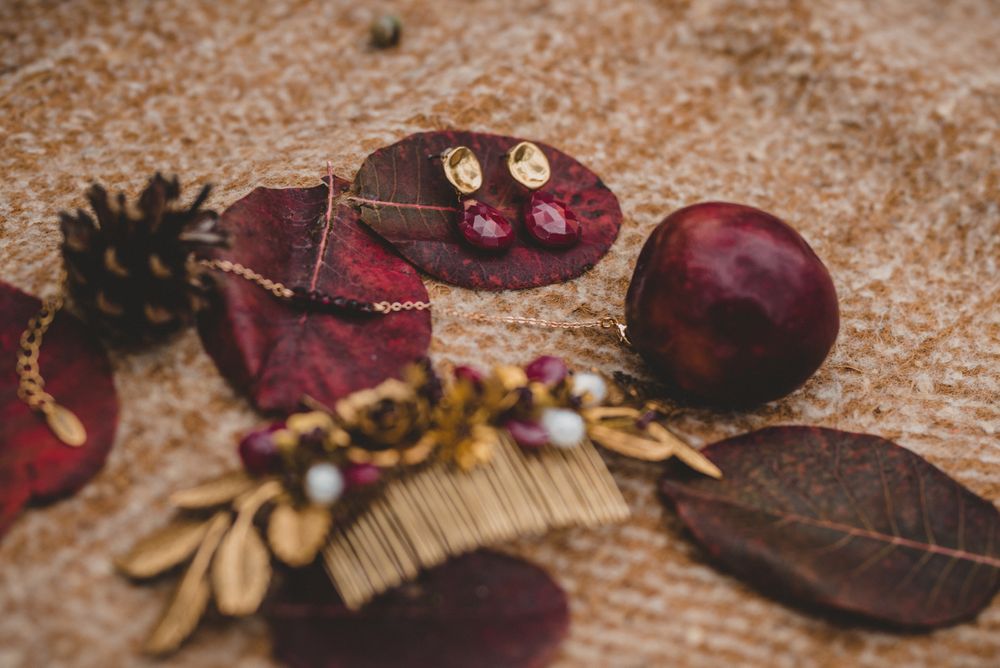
[266,551,569,668]
[197,175,432,414]
[0,281,119,536]
[352,131,622,290]
[660,426,1000,628]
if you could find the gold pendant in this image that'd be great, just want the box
[45,403,87,447]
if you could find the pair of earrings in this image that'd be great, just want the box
[439,141,582,251]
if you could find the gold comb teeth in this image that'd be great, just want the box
[325,433,628,609]
[116,356,719,655]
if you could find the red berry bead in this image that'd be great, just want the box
[460,199,514,251]
[343,463,381,489]
[453,365,486,386]
[505,419,549,449]
[524,191,581,248]
[625,202,839,406]
[239,429,281,476]
[524,355,568,386]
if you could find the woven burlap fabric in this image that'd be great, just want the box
[1,0,998,666]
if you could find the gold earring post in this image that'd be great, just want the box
[440,146,483,195]
[506,141,551,190]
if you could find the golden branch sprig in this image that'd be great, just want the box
[116,472,331,654]
[116,359,721,654]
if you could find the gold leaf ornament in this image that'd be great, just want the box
[336,376,436,467]
[169,471,254,509]
[144,512,231,655]
[268,502,332,567]
[285,410,336,434]
[452,424,499,471]
[584,406,722,479]
[210,481,280,616]
[645,422,721,479]
[116,517,213,579]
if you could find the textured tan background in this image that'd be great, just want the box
[1,0,999,666]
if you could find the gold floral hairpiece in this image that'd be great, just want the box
[117,357,720,654]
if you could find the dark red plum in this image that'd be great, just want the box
[625,202,839,406]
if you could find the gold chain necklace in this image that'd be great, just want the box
[16,260,628,446]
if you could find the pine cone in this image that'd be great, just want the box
[60,173,227,342]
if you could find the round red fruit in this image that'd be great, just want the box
[625,202,839,406]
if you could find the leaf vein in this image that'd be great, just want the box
[308,167,337,291]
[832,435,876,531]
[875,446,901,537]
[913,457,936,546]
[927,555,960,607]
[349,196,459,213]
[892,550,934,594]
[849,543,897,578]
[671,486,1000,569]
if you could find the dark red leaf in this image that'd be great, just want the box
[266,551,569,668]
[197,175,432,414]
[0,281,118,536]
[660,426,1000,628]
[0,468,30,539]
[352,131,622,290]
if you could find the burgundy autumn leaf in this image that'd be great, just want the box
[197,175,432,414]
[266,551,569,668]
[660,426,1000,628]
[352,131,622,290]
[0,281,118,536]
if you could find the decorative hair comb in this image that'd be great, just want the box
[117,357,719,654]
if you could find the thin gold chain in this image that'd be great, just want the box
[436,308,629,342]
[197,258,294,299]
[19,258,626,445]
[16,293,64,412]
[371,300,432,313]
[15,272,88,447]
[201,258,629,342]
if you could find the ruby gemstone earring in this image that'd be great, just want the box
[439,146,514,251]
[506,141,581,248]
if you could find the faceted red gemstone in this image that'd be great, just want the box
[524,191,581,248]
[239,429,281,476]
[459,199,514,251]
[524,355,568,386]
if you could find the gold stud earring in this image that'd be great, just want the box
[507,141,581,248]
[439,146,514,252]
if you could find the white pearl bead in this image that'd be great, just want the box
[572,372,607,406]
[304,463,345,506]
[540,408,586,449]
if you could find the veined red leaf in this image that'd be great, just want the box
[197,175,432,414]
[266,551,569,668]
[352,131,622,290]
[0,281,118,536]
[660,426,1000,628]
